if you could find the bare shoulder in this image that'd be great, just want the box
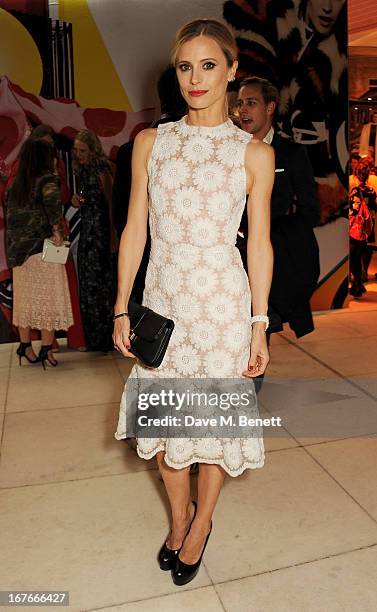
[134,127,157,151]
[132,128,157,168]
[246,138,274,166]
[245,138,275,193]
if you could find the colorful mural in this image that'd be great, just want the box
[0,0,349,339]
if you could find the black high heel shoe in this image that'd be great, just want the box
[158,501,197,571]
[39,345,58,370]
[172,521,212,586]
[16,342,40,366]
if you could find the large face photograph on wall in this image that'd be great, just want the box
[226,0,348,223]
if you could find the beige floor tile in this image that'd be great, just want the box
[259,375,354,406]
[280,313,368,345]
[114,357,135,380]
[260,381,377,443]
[257,405,299,452]
[93,586,223,612]
[265,344,336,379]
[268,332,290,346]
[41,347,113,365]
[202,447,377,583]
[216,545,377,612]
[0,341,12,369]
[258,377,376,444]
[325,309,377,331]
[0,404,156,488]
[6,361,125,413]
[307,436,377,521]
[0,472,211,610]
[263,433,299,453]
[0,411,4,444]
[0,368,9,412]
[350,374,377,399]
[8,344,114,370]
[299,336,377,377]
[0,341,12,351]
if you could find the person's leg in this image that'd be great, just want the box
[156,451,195,549]
[362,244,372,282]
[18,326,39,361]
[40,329,57,366]
[18,326,31,344]
[41,329,55,346]
[178,463,225,563]
[349,238,363,294]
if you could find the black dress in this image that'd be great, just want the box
[76,159,114,351]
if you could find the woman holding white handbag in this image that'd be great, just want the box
[5,139,73,368]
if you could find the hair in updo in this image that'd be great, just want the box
[170,18,238,68]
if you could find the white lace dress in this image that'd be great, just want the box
[116,116,265,477]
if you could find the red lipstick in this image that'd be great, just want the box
[189,90,208,97]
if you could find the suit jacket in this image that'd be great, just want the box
[238,133,320,337]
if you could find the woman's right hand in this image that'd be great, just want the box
[113,315,136,359]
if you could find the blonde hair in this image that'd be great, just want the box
[171,18,238,67]
[75,129,106,161]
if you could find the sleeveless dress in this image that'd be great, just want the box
[116,116,265,477]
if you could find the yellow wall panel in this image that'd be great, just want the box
[0,8,43,94]
[60,0,132,111]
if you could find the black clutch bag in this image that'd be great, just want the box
[128,301,174,368]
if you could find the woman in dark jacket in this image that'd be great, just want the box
[5,140,73,367]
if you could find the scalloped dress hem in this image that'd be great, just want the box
[114,433,265,477]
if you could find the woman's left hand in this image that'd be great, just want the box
[242,328,269,378]
[51,232,64,246]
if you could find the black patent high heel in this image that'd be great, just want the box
[172,521,212,586]
[158,501,197,571]
[16,342,40,366]
[38,345,58,370]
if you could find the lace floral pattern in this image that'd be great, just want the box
[116,117,265,477]
[13,253,73,331]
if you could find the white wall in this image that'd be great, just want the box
[88,0,224,110]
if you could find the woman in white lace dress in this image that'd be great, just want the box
[113,19,274,585]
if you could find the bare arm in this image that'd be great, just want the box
[243,139,274,376]
[113,128,156,355]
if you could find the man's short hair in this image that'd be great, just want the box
[238,76,279,106]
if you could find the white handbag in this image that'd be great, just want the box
[41,239,70,264]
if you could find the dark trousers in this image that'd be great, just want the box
[362,245,373,279]
[349,237,367,291]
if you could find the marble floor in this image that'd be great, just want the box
[0,305,376,611]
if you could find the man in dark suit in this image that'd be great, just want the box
[236,76,320,340]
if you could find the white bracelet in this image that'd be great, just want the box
[251,315,269,331]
